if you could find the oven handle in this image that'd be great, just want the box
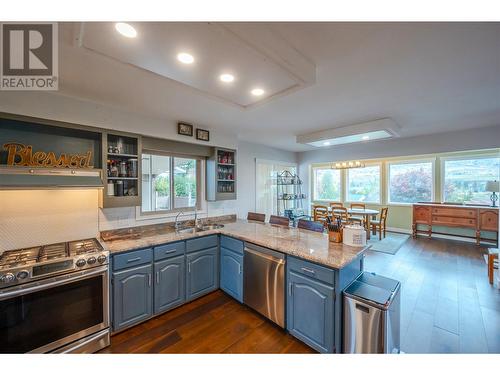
[0,266,108,300]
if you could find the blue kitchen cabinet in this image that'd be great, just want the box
[287,270,335,353]
[220,247,243,302]
[112,263,153,331]
[154,255,186,314]
[186,246,219,301]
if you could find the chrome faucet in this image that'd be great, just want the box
[175,211,185,231]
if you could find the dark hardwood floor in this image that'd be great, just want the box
[100,237,499,354]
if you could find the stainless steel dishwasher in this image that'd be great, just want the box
[243,243,286,328]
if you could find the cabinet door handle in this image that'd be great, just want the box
[301,267,315,275]
[127,257,142,263]
[156,271,159,284]
[239,264,242,274]
[165,249,177,254]
[148,274,152,287]
[288,282,293,296]
[188,262,191,273]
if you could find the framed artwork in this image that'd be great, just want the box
[196,128,210,142]
[178,122,193,137]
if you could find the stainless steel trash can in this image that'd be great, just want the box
[343,272,401,353]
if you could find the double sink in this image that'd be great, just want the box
[175,223,225,234]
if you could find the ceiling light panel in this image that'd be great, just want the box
[219,73,235,83]
[177,52,194,64]
[297,118,400,148]
[79,22,313,108]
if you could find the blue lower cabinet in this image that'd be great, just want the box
[220,247,243,302]
[154,255,186,314]
[186,247,219,301]
[287,271,335,353]
[112,264,153,331]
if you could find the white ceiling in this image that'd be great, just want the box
[58,22,500,151]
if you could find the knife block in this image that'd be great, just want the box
[328,229,343,243]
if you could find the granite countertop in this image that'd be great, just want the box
[101,219,368,269]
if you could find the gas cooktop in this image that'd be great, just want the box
[0,238,108,288]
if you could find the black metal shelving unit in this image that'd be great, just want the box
[276,170,308,224]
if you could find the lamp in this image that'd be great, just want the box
[485,180,499,207]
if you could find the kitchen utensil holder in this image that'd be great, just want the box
[329,229,343,243]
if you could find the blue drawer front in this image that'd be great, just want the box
[220,235,244,255]
[288,256,335,286]
[154,241,185,261]
[186,235,218,253]
[113,248,153,271]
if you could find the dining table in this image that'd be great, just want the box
[330,207,380,240]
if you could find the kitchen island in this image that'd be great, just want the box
[102,218,369,353]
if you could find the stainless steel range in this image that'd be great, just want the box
[0,238,110,353]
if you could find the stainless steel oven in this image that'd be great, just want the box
[0,265,109,353]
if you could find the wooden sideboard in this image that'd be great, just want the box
[412,203,499,245]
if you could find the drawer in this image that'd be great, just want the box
[432,207,477,218]
[154,241,185,261]
[113,248,153,271]
[432,216,476,228]
[220,235,244,255]
[186,235,218,253]
[288,256,335,286]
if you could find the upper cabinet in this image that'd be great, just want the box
[102,131,141,208]
[206,147,237,201]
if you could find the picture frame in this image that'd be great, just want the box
[196,128,210,142]
[178,122,193,137]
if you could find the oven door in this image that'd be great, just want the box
[0,266,109,353]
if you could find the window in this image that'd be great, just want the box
[142,153,199,213]
[388,161,433,204]
[347,165,381,203]
[443,156,500,204]
[313,168,341,201]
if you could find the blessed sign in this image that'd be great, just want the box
[3,142,93,168]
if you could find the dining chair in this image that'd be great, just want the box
[329,202,343,209]
[269,215,290,227]
[371,207,389,240]
[334,207,350,224]
[313,205,329,226]
[349,203,366,225]
[247,212,266,222]
[297,219,325,233]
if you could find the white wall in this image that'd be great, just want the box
[298,124,500,209]
[99,140,297,230]
[0,92,296,239]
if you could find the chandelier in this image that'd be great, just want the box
[331,160,365,169]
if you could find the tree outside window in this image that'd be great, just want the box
[313,168,341,201]
[347,165,381,203]
[388,162,433,203]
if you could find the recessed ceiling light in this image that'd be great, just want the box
[323,141,331,146]
[177,52,195,64]
[362,135,370,140]
[115,23,137,38]
[220,74,234,83]
[251,88,265,96]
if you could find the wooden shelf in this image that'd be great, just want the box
[107,153,138,158]
[107,177,138,180]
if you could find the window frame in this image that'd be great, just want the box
[345,163,382,204]
[140,151,202,216]
[386,158,436,206]
[440,153,500,205]
[311,166,342,203]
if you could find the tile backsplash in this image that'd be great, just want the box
[0,190,99,251]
